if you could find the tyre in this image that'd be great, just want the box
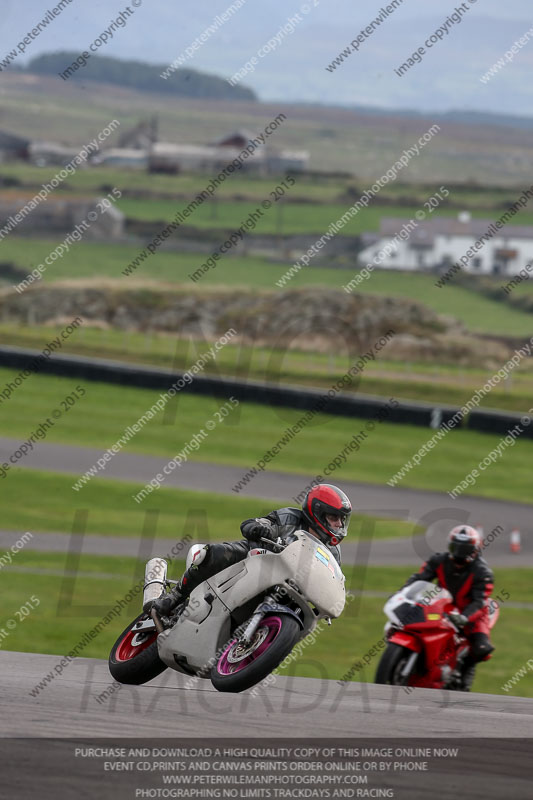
[211,614,300,693]
[375,642,416,685]
[109,613,167,685]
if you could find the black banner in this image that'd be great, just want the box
[4,738,531,800]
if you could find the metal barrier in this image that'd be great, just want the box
[0,345,530,438]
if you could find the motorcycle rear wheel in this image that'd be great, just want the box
[109,612,167,685]
[375,642,415,685]
[211,614,300,693]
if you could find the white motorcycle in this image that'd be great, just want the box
[108,531,345,693]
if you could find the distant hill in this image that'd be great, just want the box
[286,101,533,134]
[433,109,533,132]
[23,52,533,135]
[347,105,533,133]
[26,52,257,102]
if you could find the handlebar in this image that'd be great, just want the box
[259,536,286,551]
[444,612,464,632]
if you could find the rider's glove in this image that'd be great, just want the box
[151,589,181,617]
[448,612,468,630]
[241,517,276,542]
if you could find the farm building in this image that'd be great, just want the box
[0,193,124,239]
[148,142,257,175]
[358,213,533,275]
[148,128,309,175]
[116,117,157,150]
[266,148,309,173]
[93,148,148,169]
[29,141,85,167]
[213,129,262,150]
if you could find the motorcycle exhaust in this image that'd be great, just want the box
[143,558,168,613]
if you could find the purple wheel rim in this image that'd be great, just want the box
[216,615,283,676]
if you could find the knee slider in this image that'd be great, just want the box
[185,543,209,570]
[473,641,494,661]
[481,642,495,660]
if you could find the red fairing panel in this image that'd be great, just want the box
[388,632,422,652]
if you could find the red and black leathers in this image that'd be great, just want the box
[403,552,495,667]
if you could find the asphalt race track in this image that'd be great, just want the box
[3,650,533,739]
[3,650,533,798]
[1,436,530,566]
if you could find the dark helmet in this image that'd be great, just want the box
[448,525,482,565]
[302,484,352,547]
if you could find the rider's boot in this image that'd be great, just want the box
[152,580,186,617]
[459,664,476,692]
[151,545,212,617]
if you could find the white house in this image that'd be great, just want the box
[358,213,533,275]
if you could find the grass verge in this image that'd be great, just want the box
[0,470,416,540]
[1,324,532,413]
[0,370,531,505]
[2,557,530,697]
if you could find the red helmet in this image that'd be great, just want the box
[302,484,352,547]
[448,525,482,565]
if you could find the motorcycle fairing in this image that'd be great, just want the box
[388,631,422,652]
[157,531,345,674]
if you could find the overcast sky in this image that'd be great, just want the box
[3,0,533,114]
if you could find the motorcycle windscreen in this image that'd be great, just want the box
[384,581,452,627]
[402,580,453,606]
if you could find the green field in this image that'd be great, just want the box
[1,322,532,413]
[117,198,533,236]
[1,237,281,285]
[3,236,533,336]
[339,269,533,336]
[0,163,527,208]
[3,165,350,201]
[2,553,530,697]
[1,369,532,504]
[1,469,417,542]
[0,469,270,540]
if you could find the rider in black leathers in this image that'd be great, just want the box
[152,484,351,616]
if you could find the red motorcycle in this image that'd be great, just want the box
[375,580,499,690]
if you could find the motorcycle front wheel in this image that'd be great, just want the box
[375,642,415,685]
[109,612,167,685]
[211,614,300,693]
